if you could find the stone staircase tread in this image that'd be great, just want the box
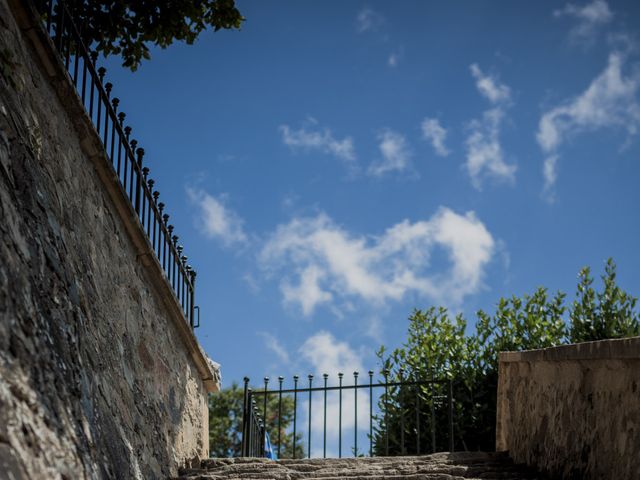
[175,453,544,480]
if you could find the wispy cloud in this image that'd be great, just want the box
[465,64,516,189]
[470,63,511,104]
[465,108,516,189]
[280,120,356,166]
[368,129,413,176]
[356,8,385,34]
[537,52,640,199]
[554,0,613,43]
[387,48,403,68]
[421,118,450,157]
[187,188,248,247]
[259,207,496,316]
[259,332,290,364]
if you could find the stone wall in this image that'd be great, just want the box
[496,337,640,480]
[0,1,218,478]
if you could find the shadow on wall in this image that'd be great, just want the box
[0,0,207,478]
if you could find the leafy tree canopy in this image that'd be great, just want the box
[44,0,244,70]
[209,382,303,458]
[374,258,639,454]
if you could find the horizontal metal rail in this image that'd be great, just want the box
[241,370,455,459]
[34,0,199,328]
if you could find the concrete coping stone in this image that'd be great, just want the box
[499,335,640,363]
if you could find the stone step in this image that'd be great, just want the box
[175,452,544,480]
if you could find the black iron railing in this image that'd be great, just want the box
[34,0,199,328]
[241,371,455,459]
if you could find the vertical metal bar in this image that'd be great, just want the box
[129,150,136,200]
[307,375,313,458]
[55,3,64,51]
[189,271,196,328]
[81,54,87,103]
[161,217,168,268]
[338,372,343,458]
[277,376,283,459]
[354,371,359,457]
[448,379,454,452]
[72,45,80,86]
[109,100,118,163]
[166,228,173,282]
[263,377,269,439]
[384,370,389,456]
[103,83,111,144]
[368,371,373,457]
[171,238,177,289]
[241,378,250,457]
[47,0,53,34]
[96,69,105,131]
[322,373,328,458]
[252,399,258,455]
[123,136,132,192]
[88,52,96,118]
[431,373,436,453]
[135,149,143,213]
[292,375,298,459]
[416,380,421,455]
[399,368,405,455]
[142,171,150,231]
[64,21,71,69]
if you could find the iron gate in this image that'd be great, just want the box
[240,370,455,458]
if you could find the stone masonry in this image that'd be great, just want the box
[0,0,218,478]
[496,337,640,480]
[175,453,545,480]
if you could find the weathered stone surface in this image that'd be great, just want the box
[0,0,213,478]
[176,453,544,480]
[496,337,640,480]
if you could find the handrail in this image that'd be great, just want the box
[35,0,199,328]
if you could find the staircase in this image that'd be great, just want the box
[175,452,544,479]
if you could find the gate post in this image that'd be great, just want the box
[241,377,250,456]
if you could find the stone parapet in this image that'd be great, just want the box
[496,336,640,479]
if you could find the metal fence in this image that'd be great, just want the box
[241,371,455,459]
[33,0,199,328]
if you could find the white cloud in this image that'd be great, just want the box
[300,331,364,378]
[280,122,356,165]
[259,207,496,316]
[299,332,369,455]
[554,0,613,42]
[388,52,399,68]
[470,64,511,105]
[421,118,450,157]
[536,52,640,194]
[465,64,516,189]
[356,8,385,33]
[282,265,333,316]
[259,332,290,364]
[368,129,413,176]
[187,188,247,247]
[465,108,516,189]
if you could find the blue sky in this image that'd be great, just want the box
[101,0,640,392]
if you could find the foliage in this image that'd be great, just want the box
[570,258,640,342]
[374,258,639,454]
[209,382,303,458]
[40,0,244,70]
